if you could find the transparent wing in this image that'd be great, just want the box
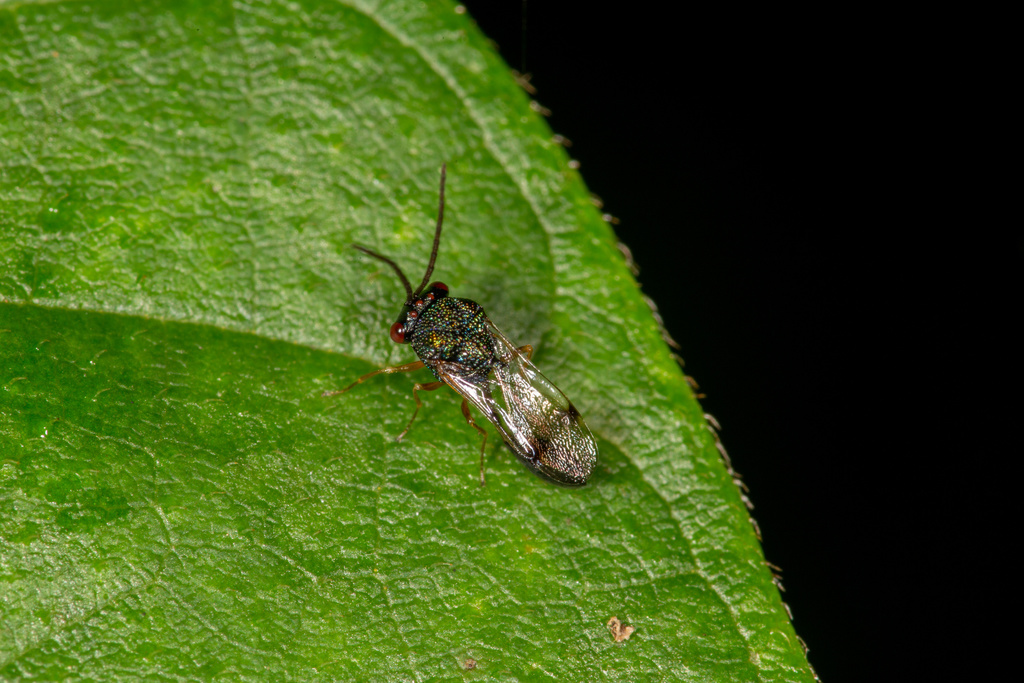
[428,321,598,486]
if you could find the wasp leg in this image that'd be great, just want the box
[322,360,426,398]
[460,399,490,487]
[518,345,534,360]
[397,381,445,442]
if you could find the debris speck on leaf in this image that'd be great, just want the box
[463,658,477,670]
[607,616,635,642]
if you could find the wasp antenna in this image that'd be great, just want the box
[352,244,413,299]
[414,163,446,297]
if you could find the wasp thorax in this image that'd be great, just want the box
[390,282,450,345]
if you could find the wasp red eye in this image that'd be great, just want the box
[430,282,449,293]
[389,322,406,344]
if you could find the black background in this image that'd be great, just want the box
[458,2,1015,681]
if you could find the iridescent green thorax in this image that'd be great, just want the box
[409,297,495,382]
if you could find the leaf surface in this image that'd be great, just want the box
[0,0,813,680]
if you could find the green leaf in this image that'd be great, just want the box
[0,0,813,680]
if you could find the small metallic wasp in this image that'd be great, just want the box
[328,164,598,487]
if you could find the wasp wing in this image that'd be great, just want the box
[427,320,598,486]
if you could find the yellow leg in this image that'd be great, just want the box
[397,381,445,441]
[322,360,426,398]
[518,344,534,360]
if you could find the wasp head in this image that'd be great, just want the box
[390,282,449,344]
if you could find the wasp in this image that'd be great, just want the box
[328,165,598,487]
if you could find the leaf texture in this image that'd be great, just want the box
[0,0,813,680]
